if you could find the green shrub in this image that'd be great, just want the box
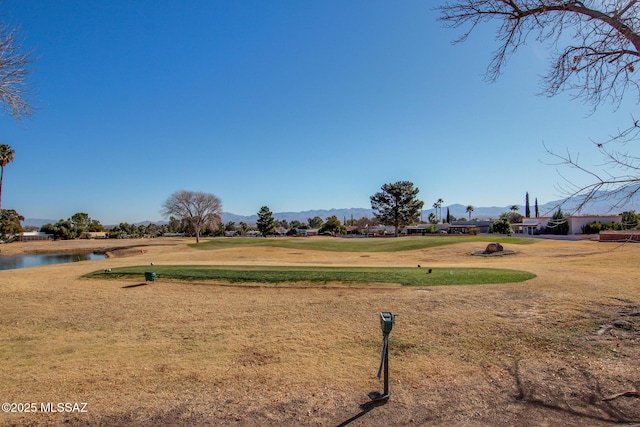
[542,208,569,235]
[582,221,603,234]
[491,218,511,234]
[622,211,639,229]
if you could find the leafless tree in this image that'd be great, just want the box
[161,190,222,243]
[438,1,640,211]
[0,22,34,120]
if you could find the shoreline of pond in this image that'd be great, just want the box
[0,251,108,271]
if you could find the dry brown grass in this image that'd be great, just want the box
[0,237,639,426]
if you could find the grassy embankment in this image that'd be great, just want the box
[189,234,535,252]
[85,236,536,286]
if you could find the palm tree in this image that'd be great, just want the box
[239,221,248,236]
[434,198,444,222]
[0,144,15,210]
[466,205,474,220]
[510,205,519,213]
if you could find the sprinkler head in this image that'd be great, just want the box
[380,312,395,335]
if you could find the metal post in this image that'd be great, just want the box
[370,312,395,404]
[383,337,389,397]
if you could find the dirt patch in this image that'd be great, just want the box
[471,249,517,256]
[594,301,640,347]
[236,347,281,367]
[104,248,147,258]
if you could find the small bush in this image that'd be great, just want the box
[542,209,569,235]
[582,221,603,234]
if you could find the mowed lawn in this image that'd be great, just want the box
[85,265,536,286]
[189,234,536,252]
[86,236,537,286]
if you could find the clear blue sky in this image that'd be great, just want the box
[1,0,634,224]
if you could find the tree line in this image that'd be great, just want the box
[2,183,638,242]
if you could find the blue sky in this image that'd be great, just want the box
[1,0,635,224]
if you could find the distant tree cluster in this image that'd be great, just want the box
[243,207,376,237]
[36,211,231,241]
[318,215,346,235]
[582,210,639,234]
[21,203,378,242]
[40,213,105,240]
[0,208,23,241]
[9,182,637,244]
[109,222,167,239]
[488,205,572,235]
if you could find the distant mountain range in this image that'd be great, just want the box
[221,200,639,225]
[21,187,640,228]
[221,187,640,224]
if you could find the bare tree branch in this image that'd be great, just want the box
[438,1,640,108]
[0,22,34,120]
[543,135,640,213]
[438,1,640,211]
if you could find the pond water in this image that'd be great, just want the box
[0,252,106,271]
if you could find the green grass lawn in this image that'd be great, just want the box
[190,235,536,252]
[85,265,536,286]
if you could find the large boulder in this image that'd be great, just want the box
[484,242,504,254]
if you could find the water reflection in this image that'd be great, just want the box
[0,252,106,271]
